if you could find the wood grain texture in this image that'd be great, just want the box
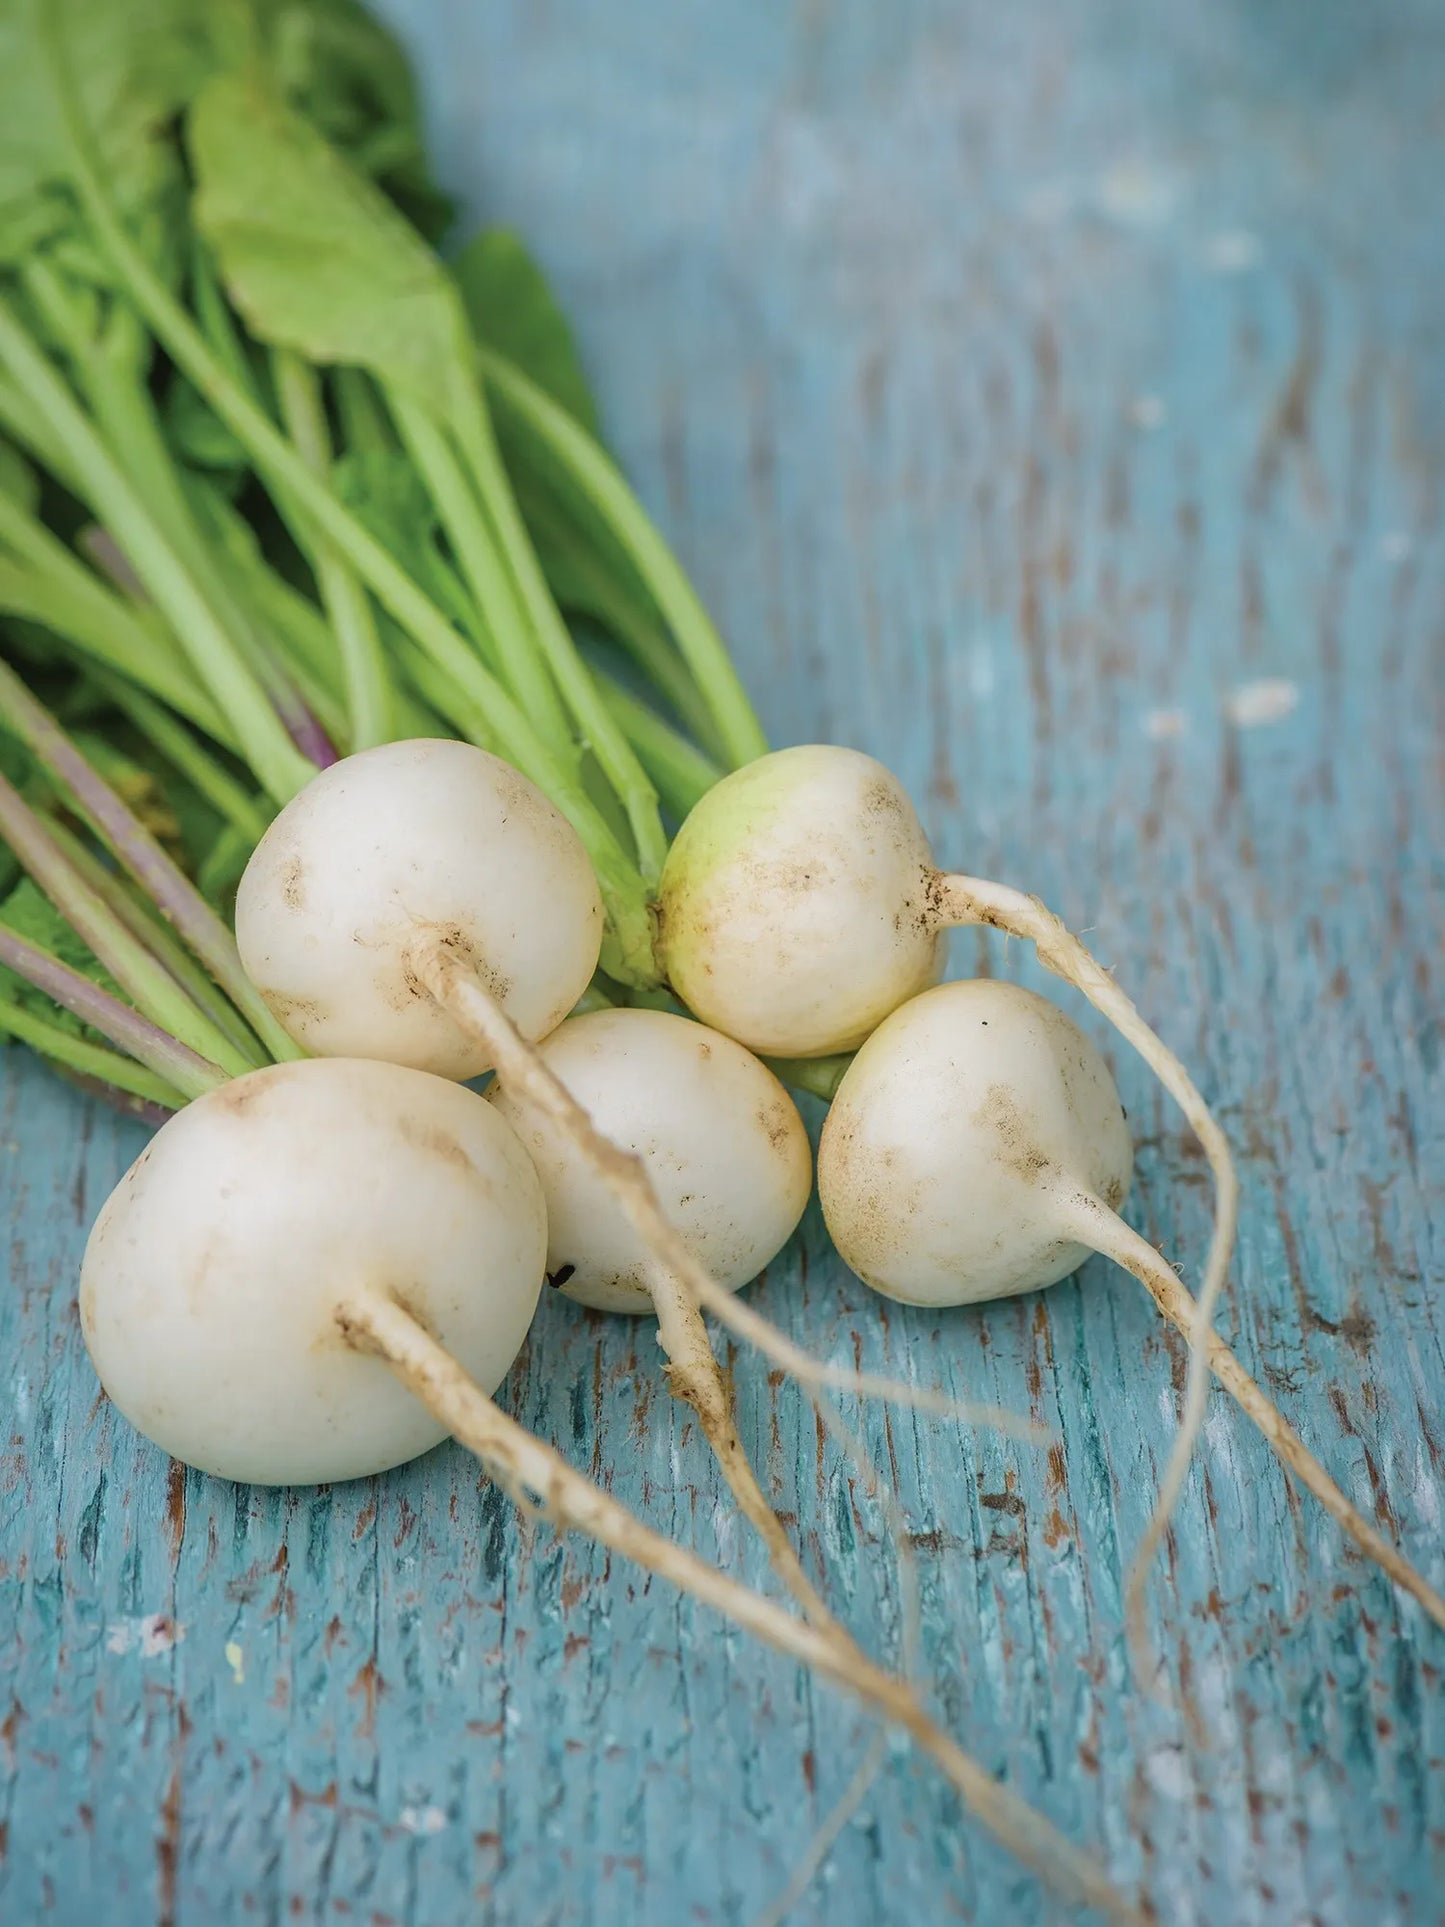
[3,0,1443,1920]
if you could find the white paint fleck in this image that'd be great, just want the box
[106,1614,185,1657]
[1096,160,1177,227]
[400,1804,448,1836]
[1143,1740,1191,1800]
[1380,529,1414,562]
[1145,707,1187,741]
[140,1614,183,1657]
[968,643,996,701]
[1202,228,1263,274]
[1225,678,1300,729]
[225,1640,246,1686]
[1127,393,1167,431]
[1408,1450,1440,1534]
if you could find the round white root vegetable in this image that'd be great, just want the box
[489,1005,828,1618]
[657,745,945,1060]
[235,738,604,1079]
[818,979,1445,1637]
[488,1008,812,1315]
[75,1057,1135,1923]
[81,1056,547,1484]
[820,981,1133,1309]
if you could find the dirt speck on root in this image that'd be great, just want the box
[396,1112,482,1183]
[861,777,905,821]
[215,1077,269,1117]
[279,854,306,910]
[261,988,323,1031]
[756,1102,794,1153]
[402,924,512,1010]
[391,1285,440,1342]
[974,1085,1057,1185]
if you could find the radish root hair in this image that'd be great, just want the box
[1064,1195,1445,1635]
[339,1287,1141,1925]
[927,873,1240,1673]
[760,1729,889,1927]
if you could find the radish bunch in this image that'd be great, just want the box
[1,15,1436,1915]
[47,725,1129,1922]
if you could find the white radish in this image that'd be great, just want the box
[817,979,1445,1636]
[657,745,944,1059]
[81,1056,545,1484]
[76,1054,1135,1924]
[235,738,603,1079]
[488,1007,812,1315]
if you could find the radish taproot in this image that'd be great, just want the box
[486,1004,829,1612]
[816,979,1445,1637]
[76,1053,1135,1924]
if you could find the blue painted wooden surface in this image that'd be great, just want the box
[3,1,1443,1921]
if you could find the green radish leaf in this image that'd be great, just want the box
[188,65,473,423]
[331,447,476,634]
[452,229,600,436]
[0,0,212,263]
[254,0,454,240]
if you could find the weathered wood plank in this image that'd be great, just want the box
[2,0,1442,1920]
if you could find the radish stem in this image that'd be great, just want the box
[273,350,394,751]
[0,771,255,1075]
[0,297,315,805]
[451,383,670,881]
[391,393,575,759]
[0,995,188,1110]
[0,662,300,1064]
[0,927,224,1100]
[478,349,769,771]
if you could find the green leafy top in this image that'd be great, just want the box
[0,0,211,263]
[451,230,600,436]
[189,63,473,422]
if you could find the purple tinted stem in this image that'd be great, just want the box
[80,521,335,769]
[0,660,301,1062]
[0,927,225,1100]
[282,702,339,769]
